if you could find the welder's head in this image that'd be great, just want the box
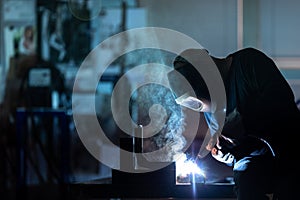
[167,49,211,112]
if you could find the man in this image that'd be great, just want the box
[168,48,300,200]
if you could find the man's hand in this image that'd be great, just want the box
[211,147,235,165]
[208,135,237,165]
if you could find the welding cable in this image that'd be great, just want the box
[248,135,276,157]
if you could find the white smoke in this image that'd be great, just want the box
[126,48,188,161]
[135,83,187,161]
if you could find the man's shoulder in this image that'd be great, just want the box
[233,47,264,56]
[230,47,270,65]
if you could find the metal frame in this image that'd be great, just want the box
[16,107,70,200]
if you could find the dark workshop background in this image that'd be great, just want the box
[1,0,300,200]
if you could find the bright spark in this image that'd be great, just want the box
[176,154,205,178]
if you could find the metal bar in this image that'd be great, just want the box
[237,0,243,49]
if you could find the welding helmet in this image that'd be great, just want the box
[167,49,227,158]
[167,49,211,112]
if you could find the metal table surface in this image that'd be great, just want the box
[69,178,236,199]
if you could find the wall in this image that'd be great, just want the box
[139,0,300,101]
[138,0,238,57]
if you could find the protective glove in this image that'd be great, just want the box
[211,147,235,166]
[210,135,237,166]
